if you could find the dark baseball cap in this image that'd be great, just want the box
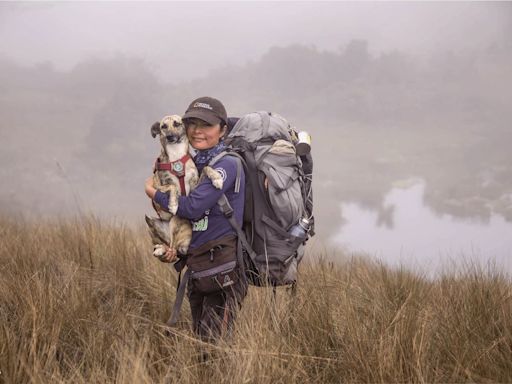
[182,96,227,126]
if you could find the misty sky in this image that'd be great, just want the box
[1,2,511,82]
[1,1,511,273]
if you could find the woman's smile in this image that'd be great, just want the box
[186,120,226,150]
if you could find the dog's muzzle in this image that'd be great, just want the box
[166,134,182,144]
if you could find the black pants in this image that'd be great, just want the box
[188,268,248,341]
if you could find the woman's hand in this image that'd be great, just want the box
[158,246,177,263]
[145,176,156,199]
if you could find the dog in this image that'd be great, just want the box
[145,115,223,258]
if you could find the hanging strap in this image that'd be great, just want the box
[166,268,191,327]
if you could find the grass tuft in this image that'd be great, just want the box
[0,215,511,383]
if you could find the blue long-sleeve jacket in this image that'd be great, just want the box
[153,155,245,251]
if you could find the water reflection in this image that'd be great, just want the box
[333,179,512,275]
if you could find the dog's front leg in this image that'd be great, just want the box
[167,184,180,215]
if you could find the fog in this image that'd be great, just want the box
[2,2,510,82]
[1,2,511,272]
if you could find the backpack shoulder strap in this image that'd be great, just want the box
[217,193,257,262]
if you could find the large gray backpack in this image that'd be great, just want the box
[216,111,314,287]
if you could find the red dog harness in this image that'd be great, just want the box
[154,154,191,196]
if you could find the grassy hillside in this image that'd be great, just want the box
[0,215,511,383]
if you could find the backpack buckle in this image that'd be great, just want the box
[223,204,234,218]
[218,194,234,218]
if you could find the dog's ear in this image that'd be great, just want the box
[150,121,161,138]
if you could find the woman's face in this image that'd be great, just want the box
[186,119,226,150]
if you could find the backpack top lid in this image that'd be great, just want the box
[227,111,293,144]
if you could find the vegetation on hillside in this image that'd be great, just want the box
[1,216,511,383]
[1,41,511,236]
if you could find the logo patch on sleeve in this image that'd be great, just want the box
[192,216,208,231]
[215,167,227,182]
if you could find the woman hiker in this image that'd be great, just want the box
[144,96,247,341]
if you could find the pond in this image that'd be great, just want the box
[332,179,512,276]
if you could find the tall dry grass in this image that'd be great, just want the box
[0,215,511,383]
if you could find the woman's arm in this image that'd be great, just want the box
[176,157,238,219]
[146,157,238,220]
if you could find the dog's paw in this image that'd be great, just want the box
[153,244,166,257]
[203,166,224,190]
[211,175,224,190]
